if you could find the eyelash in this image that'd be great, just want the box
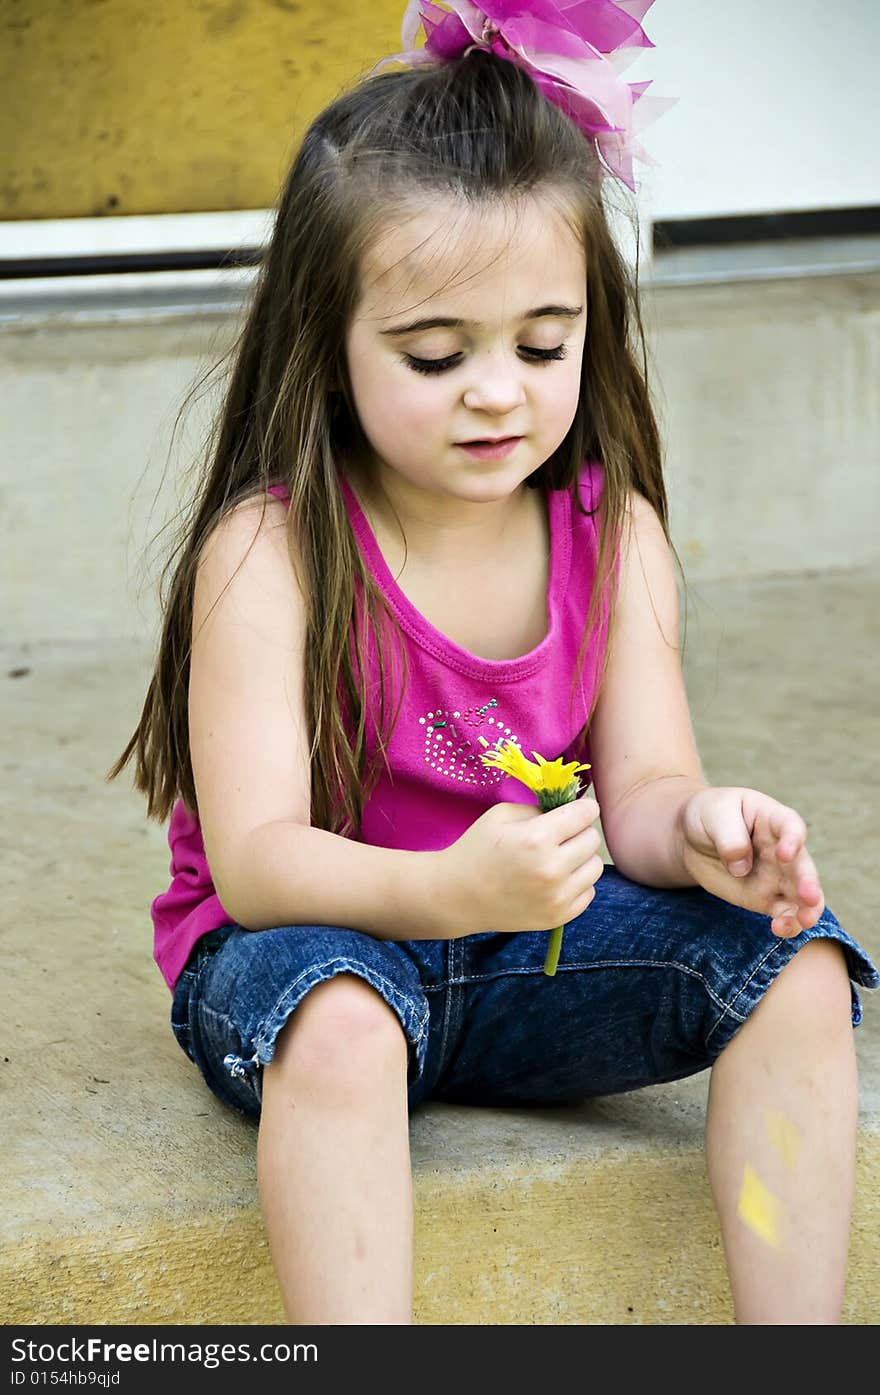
[403,345,568,375]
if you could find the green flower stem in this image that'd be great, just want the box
[543,925,563,977]
[537,778,582,978]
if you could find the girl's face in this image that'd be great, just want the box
[344,195,587,512]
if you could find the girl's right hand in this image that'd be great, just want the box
[438,797,605,938]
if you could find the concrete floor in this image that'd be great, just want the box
[4,564,879,1323]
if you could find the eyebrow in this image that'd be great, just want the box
[378,303,584,336]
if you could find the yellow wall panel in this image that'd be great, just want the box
[1,0,408,220]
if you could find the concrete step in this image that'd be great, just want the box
[4,565,879,1324]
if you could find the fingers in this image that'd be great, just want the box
[771,915,803,939]
[559,824,602,875]
[553,795,600,838]
[768,805,808,860]
[695,792,754,876]
[769,863,826,936]
[715,798,810,879]
[772,812,823,916]
[789,847,823,907]
[771,902,824,938]
[574,854,605,899]
[797,867,823,904]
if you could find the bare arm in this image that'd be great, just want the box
[228,819,454,939]
[599,774,707,888]
[189,496,455,940]
[588,494,828,933]
[589,490,709,887]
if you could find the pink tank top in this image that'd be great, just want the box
[152,460,615,989]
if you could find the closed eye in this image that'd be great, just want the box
[403,345,568,375]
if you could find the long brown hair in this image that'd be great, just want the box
[107,49,676,837]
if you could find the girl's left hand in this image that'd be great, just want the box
[679,786,825,938]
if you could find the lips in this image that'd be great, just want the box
[459,435,521,445]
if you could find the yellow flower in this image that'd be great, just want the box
[478,738,591,808]
[478,737,592,975]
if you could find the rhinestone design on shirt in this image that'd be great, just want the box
[419,696,518,786]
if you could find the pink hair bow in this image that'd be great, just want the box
[377,1,676,191]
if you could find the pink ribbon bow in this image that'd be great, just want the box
[375,1,676,191]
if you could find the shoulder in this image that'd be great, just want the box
[193,494,304,642]
[613,486,677,645]
[572,467,671,613]
[199,491,290,559]
[623,485,669,548]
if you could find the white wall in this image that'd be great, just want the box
[627,0,880,220]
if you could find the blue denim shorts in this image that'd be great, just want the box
[170,865,879,1120]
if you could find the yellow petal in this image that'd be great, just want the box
[737,1162,780,1248]
[529,751,592,792]
[478,738,591,797]
[479,738,544,792]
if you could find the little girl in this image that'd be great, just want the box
[110,2,877,1325]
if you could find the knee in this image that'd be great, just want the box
[763,937,852,1033]
[267,973,408,1088]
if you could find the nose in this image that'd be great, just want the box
[462,352,527,416]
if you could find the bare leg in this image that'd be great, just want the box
[706,938,858,1323]
[256,974,414,1323]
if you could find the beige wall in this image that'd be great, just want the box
[3,270,879,646]
[1,0,405,219]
